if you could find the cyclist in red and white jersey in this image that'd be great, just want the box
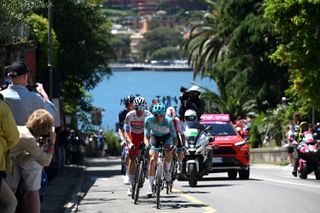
[123,96,151,196]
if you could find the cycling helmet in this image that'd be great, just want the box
[133,96,147,111]
[166,106,176,118]
[152,103,166,115]
[184,109,197,121]
[124,95,135,107]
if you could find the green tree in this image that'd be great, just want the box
[150,46,182,60]
[264,0,320,114]
[26,14,59,73]
[109,35,131,62]
[0,0,44,40]
[139,26,183,60]
[183,0,288,118]
[51,0,113,128]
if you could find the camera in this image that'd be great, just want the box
[179,86,191,102]
[26,83,38,92]
[37,135,50,145]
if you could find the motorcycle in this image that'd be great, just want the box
[180,121,214,187]
[296,131,320,179]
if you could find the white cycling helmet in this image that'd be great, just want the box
[184,109,197,121]
[134,96,147,110]
[166,106,176,118]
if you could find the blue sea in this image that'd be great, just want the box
[88,70,217,131]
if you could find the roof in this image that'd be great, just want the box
[200,114,230,123]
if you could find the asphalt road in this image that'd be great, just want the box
[76,160,320,213]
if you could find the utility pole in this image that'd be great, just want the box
[48,0,53,99]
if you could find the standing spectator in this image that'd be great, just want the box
[285,125,295,166]
[0,100,19,213]
[78,134,87,165]
[55,127,69,174]
[67,130,81,165]
[96,130,106,157]
[6,109,56,213]
[0,61,56,125]
[0,61,56,212]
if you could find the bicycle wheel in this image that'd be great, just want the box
[156,162,162,209]
[132,159,140,199]
[134,161,144,204]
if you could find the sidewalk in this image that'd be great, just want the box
[41,157,120,213]
[41,165,84,213]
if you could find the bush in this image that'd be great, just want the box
[250,114,263,148]
[103,130,120,156]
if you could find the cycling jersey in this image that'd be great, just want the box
[144,115,177,138]
[124,110,151,134]
[118,109,129,130]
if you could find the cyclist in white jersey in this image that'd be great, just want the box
[123,96,151,196]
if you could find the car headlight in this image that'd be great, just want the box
[235,141,246,147]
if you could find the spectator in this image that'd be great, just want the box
[55,126,69,174]
[0,100,19,213]
[67,130,81,165]
[6,109,56,213]
[0,61,56,125]
[96,130,106,157]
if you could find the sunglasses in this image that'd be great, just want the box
[135,106,145,111]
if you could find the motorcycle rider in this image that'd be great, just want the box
[178,85,205,121]
[166,106,185,174]
[292,121,309,177]
[144,103,178,198]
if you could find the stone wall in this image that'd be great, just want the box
[250,147,290,165]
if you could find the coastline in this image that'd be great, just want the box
[109,63,192,71]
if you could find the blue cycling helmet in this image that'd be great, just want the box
[152,103,166,115]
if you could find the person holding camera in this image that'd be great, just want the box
[0,61,56,125]
[178,85,205,121]
[0,100,19,213]
[6,109,56,213]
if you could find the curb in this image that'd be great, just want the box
[64,167,86,213]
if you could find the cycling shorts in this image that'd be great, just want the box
[127,132,144,156]
[149,134,173,152]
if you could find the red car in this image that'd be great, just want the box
[200,114,250,179]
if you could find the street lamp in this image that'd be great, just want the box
[48,0,53,99]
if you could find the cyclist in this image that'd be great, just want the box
[166,106,185,174]
[118,95,135,184]
[144,103,178,198]
[123,96,151,196]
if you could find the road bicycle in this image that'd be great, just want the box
[154,142,173,209]
[133,143,148,204]
[167,147,178,194]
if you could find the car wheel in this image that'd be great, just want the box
[239,168,250,180]
[228,171,237,179]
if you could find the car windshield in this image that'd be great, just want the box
[204,122,237,136]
